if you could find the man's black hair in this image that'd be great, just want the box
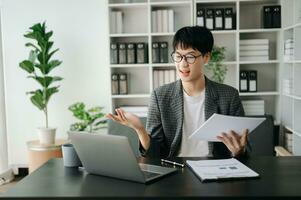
[173,26,214,55]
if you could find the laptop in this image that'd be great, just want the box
[69,132,177,183]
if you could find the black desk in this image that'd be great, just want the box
[2,156,301,199]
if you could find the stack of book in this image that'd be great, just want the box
[152,9,174,33]
[284,39,294,61]
[110,11,123,34]
[284,131,292,153]
[242,100,265,116]
[119,106,148,118]
[153,69,176,89]
[240,39,269,61]
[282,79,293,95]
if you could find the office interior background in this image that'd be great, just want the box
[0,0,299,179]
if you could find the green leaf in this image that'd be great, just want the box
[25,43,41,52]
[46,60,62,74]
[45,86,59,103]
[30,90,45,110]
[27,76,63,87]
[19,60,34,73]
[46,48,59,62]
[45,31,53,41]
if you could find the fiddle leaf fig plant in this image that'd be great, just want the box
[69,102,107,133]
[19,22,62,128]
[207,45,227,84]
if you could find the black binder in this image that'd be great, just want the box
[111,74,119,95]
[214,8,224,30]
[224,8,233,30]
[110,43,118,64]
[118,43,127,64]
[152,42,160,63]
[159,42,168,63]
[196,6,205,27]
[249,70,257,92]
[272,5,281,28]
[136,43,148,63]
[239,71,249,92]
[263,6,272,28]
[205,8,214,30]
[126,43,136,64]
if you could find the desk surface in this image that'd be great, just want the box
[2,156,301,199]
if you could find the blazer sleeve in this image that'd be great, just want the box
[139,90,168,157]
[230,89,245,117]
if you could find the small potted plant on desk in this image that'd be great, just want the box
[19,22,63,145]
[62,102,107,167]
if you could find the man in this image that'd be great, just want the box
[106,26,248,158]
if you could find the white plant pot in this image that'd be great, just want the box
[37,127,56,145]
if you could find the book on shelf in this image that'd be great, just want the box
[242,100,265,116]
[157,10,162,33]
[110,11,117,33]
[240,56,269,61]
[153,69,176,88]
[240,45,269,51]
[240,39,269,45]
[159,42,168,63]
[162,9,168,33]
[272,5,281,28]
[240,50,269,56]
[110,43,118,64]
[111,74,119,95]
[152,42,160,63]
[116,11,123,33]
[119,106,148,118]
[239,71,249,92]
[214,8,224,30]
[224,8,233,30]
[153,9,174,33]
[118,43,127,64]
[168,9,174,32]
[152,11,157,33]
[263,5,281,28]
[119,73,128,94]
[126,43,136,64]
[205,8,214,30]
[196,7,205,27]
[136,43,148,64]
[153,70,159,89]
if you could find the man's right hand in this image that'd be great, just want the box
[106,108,145,132]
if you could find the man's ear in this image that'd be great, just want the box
[203,53,211,64]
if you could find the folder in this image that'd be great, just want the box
[205,8,214,30]
[111,74,119,95]
[196,6,205,27]
[126,43,136,64]
[159,42,168,63]
[168,9,174,32]
[119,73,128,94]
[272,5,281,28]
[248,70,257,92]
[136,43,148,64]
[214,8,224,30]
[110,43,119,64]
[239,70,249,92]
[118,43,127,64]
[152,42,160,63]
[263,6,272,28]
[224,8,233,30]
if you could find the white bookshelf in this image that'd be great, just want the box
[280,0,301,155]
[108,0,283,126]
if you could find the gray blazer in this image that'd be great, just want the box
[141,77,245,158]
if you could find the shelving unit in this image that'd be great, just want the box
[108,0,283,127]
[280,0,301,155]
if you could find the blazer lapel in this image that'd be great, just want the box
[169,80,184,157]
[205,77,219,120]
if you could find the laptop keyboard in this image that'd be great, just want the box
[142,170,161,179]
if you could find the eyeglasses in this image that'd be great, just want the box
[171,52,202,64]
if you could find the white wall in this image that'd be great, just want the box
[1,0,111,166]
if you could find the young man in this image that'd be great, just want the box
[106,26,248,158]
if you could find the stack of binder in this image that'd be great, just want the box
[196,5,234,30]
[119,106,148,118]
[282,79,293,95]
[152,42,168,63]
[263,5,281,28]
[152,9,174,33]
[153,69,176,89]
[239,70,258,92]
[110,11,123,34]
[240,39,269,61]
[242,100,265,116]
[284,39,294,61]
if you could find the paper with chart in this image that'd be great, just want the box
[186,158,259,181]
[189,114,265,142]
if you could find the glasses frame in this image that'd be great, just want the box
[170,52,203,64]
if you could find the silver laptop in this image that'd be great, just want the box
[69,132,177,183]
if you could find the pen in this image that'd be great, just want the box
[161,159,185,168]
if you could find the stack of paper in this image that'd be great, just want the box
[284,39,294,61]
[282,79,293,95]
[186,158,259,181]
[240,39,269,61]
[120,106,148,117]
[242,100,265,116]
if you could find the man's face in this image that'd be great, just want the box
[174,47,210,83]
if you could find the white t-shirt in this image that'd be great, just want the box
[177,89,209,157]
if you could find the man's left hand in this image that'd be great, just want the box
[217,129,248,157]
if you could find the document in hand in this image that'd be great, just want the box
[188,114,265,142]
[186,158,259,182]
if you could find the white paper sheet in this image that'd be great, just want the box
[189,114,265,142]
[186,158,259,181]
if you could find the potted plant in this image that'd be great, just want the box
[19,22,62,144]
[62,102,107,167]
[206,45,227,84]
